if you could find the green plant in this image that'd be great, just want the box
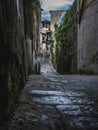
[53,2,77,74]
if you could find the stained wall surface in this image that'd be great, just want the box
[77,0,98,73]
[0,0,40,125]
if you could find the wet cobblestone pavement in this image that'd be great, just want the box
[7,59,98,130]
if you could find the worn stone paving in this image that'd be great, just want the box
[7,59,98,130]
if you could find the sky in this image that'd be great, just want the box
[41,0,74,21]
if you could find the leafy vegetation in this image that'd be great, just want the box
[52,2,77,74]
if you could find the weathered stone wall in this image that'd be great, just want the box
[23,0,33,76]
[0,0,24,124]
[77,0,98,73]
[0,0,34,126]
[32,0,41,73]
[23,0,41,75]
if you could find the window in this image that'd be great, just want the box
[42,23,44,27]
[46,23,47,28]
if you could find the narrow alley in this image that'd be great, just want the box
[0,0,98,130]
[6,58,98,130]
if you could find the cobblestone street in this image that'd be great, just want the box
[7,59,98,130]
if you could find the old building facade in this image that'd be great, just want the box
[77,0,98,73]
[40,20,51,56]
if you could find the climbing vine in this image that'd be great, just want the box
[53,2,77,74]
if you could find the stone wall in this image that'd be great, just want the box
[32,0,41,74]
[77,0,98,73]
[0,0,24,124]
[23,0,34,76]
[0,0,35,126]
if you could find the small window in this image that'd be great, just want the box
[42,23,44,27]
[46,23,47,28]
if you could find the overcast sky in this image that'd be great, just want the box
[41,0,74,21]
[41,0,74,10]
